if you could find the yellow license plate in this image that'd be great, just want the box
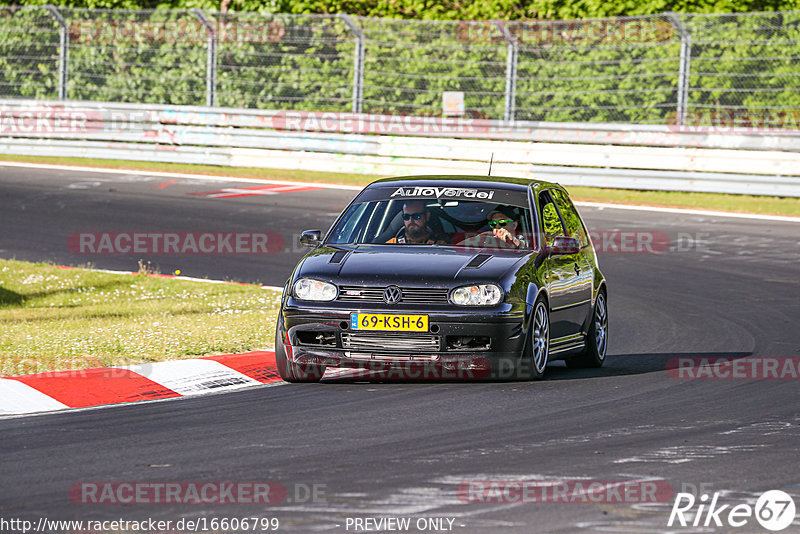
[350,313,428,331]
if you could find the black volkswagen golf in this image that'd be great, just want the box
[275,175,607,382]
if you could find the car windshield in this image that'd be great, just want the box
[326,185,534,250]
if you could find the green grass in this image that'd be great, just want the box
[0,259,281,377]
[2,154,799,217]
[566,186,800,217]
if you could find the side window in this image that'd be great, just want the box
[551,189,589,247]
[538,192,565,246]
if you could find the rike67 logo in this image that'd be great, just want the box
[669,490,796,531]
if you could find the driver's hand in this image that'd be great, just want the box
[493,228,519,247]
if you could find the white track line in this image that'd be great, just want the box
[89,267,283,291]
[574,201,800,223]
[2,160,798,223]
[0,160,363,190]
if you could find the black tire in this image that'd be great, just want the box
[275,315,324,383]
[518,297,549,380]
[566,290,608,369]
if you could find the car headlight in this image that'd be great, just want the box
[450,284,503,306]
[293,278,338,301]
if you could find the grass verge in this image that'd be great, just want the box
[0,259,280,377]
[2,154,799,217]
[566,186,800,217]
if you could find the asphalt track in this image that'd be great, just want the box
[1,165,799,533]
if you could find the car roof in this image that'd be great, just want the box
[367,175,559,192]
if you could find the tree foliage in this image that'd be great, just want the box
[2,0,800,17]
[2,3,799,126]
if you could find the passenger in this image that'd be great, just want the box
[486,207,527,248]
[386,200,447,244]
[462,207,527,249]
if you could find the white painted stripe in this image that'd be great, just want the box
[258,184,319,193]
[261,285,284,291]
[114,359,261,396]
[0,160,363,190]
[205,185,316,197]
[207,189,269,198]
[87,268,283,291]
[0,379,69,415]
[573,201,800,223]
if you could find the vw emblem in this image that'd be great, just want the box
[383,286,403,304]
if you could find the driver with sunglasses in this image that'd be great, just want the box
[480,207,527,249]
[386,200,447,245]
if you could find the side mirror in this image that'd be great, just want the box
[547,236,580,256]
[299,229,322,247]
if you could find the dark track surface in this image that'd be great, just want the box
[1,164,799,533]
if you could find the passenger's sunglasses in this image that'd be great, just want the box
[402,212,424,221]
[488,219,513,229]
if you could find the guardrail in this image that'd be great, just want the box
[2,99,800,197]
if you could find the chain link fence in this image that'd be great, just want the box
[1,7,800,127]
[212,12,355,110]
[0,6,61,100]
[681,11,800,127]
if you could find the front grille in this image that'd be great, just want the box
[401,288,450,304]
[341,332,441,352]
[338,286,384,301]
[338,285,449,304]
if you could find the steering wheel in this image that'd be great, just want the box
[455,232,518,249]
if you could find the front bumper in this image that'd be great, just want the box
[280,305,528,380]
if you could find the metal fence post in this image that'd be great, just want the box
[44,4,68,100]
[193,9,217,107]
[665,12,691,126]
[339,14,365,114]
[496,21,518,123]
